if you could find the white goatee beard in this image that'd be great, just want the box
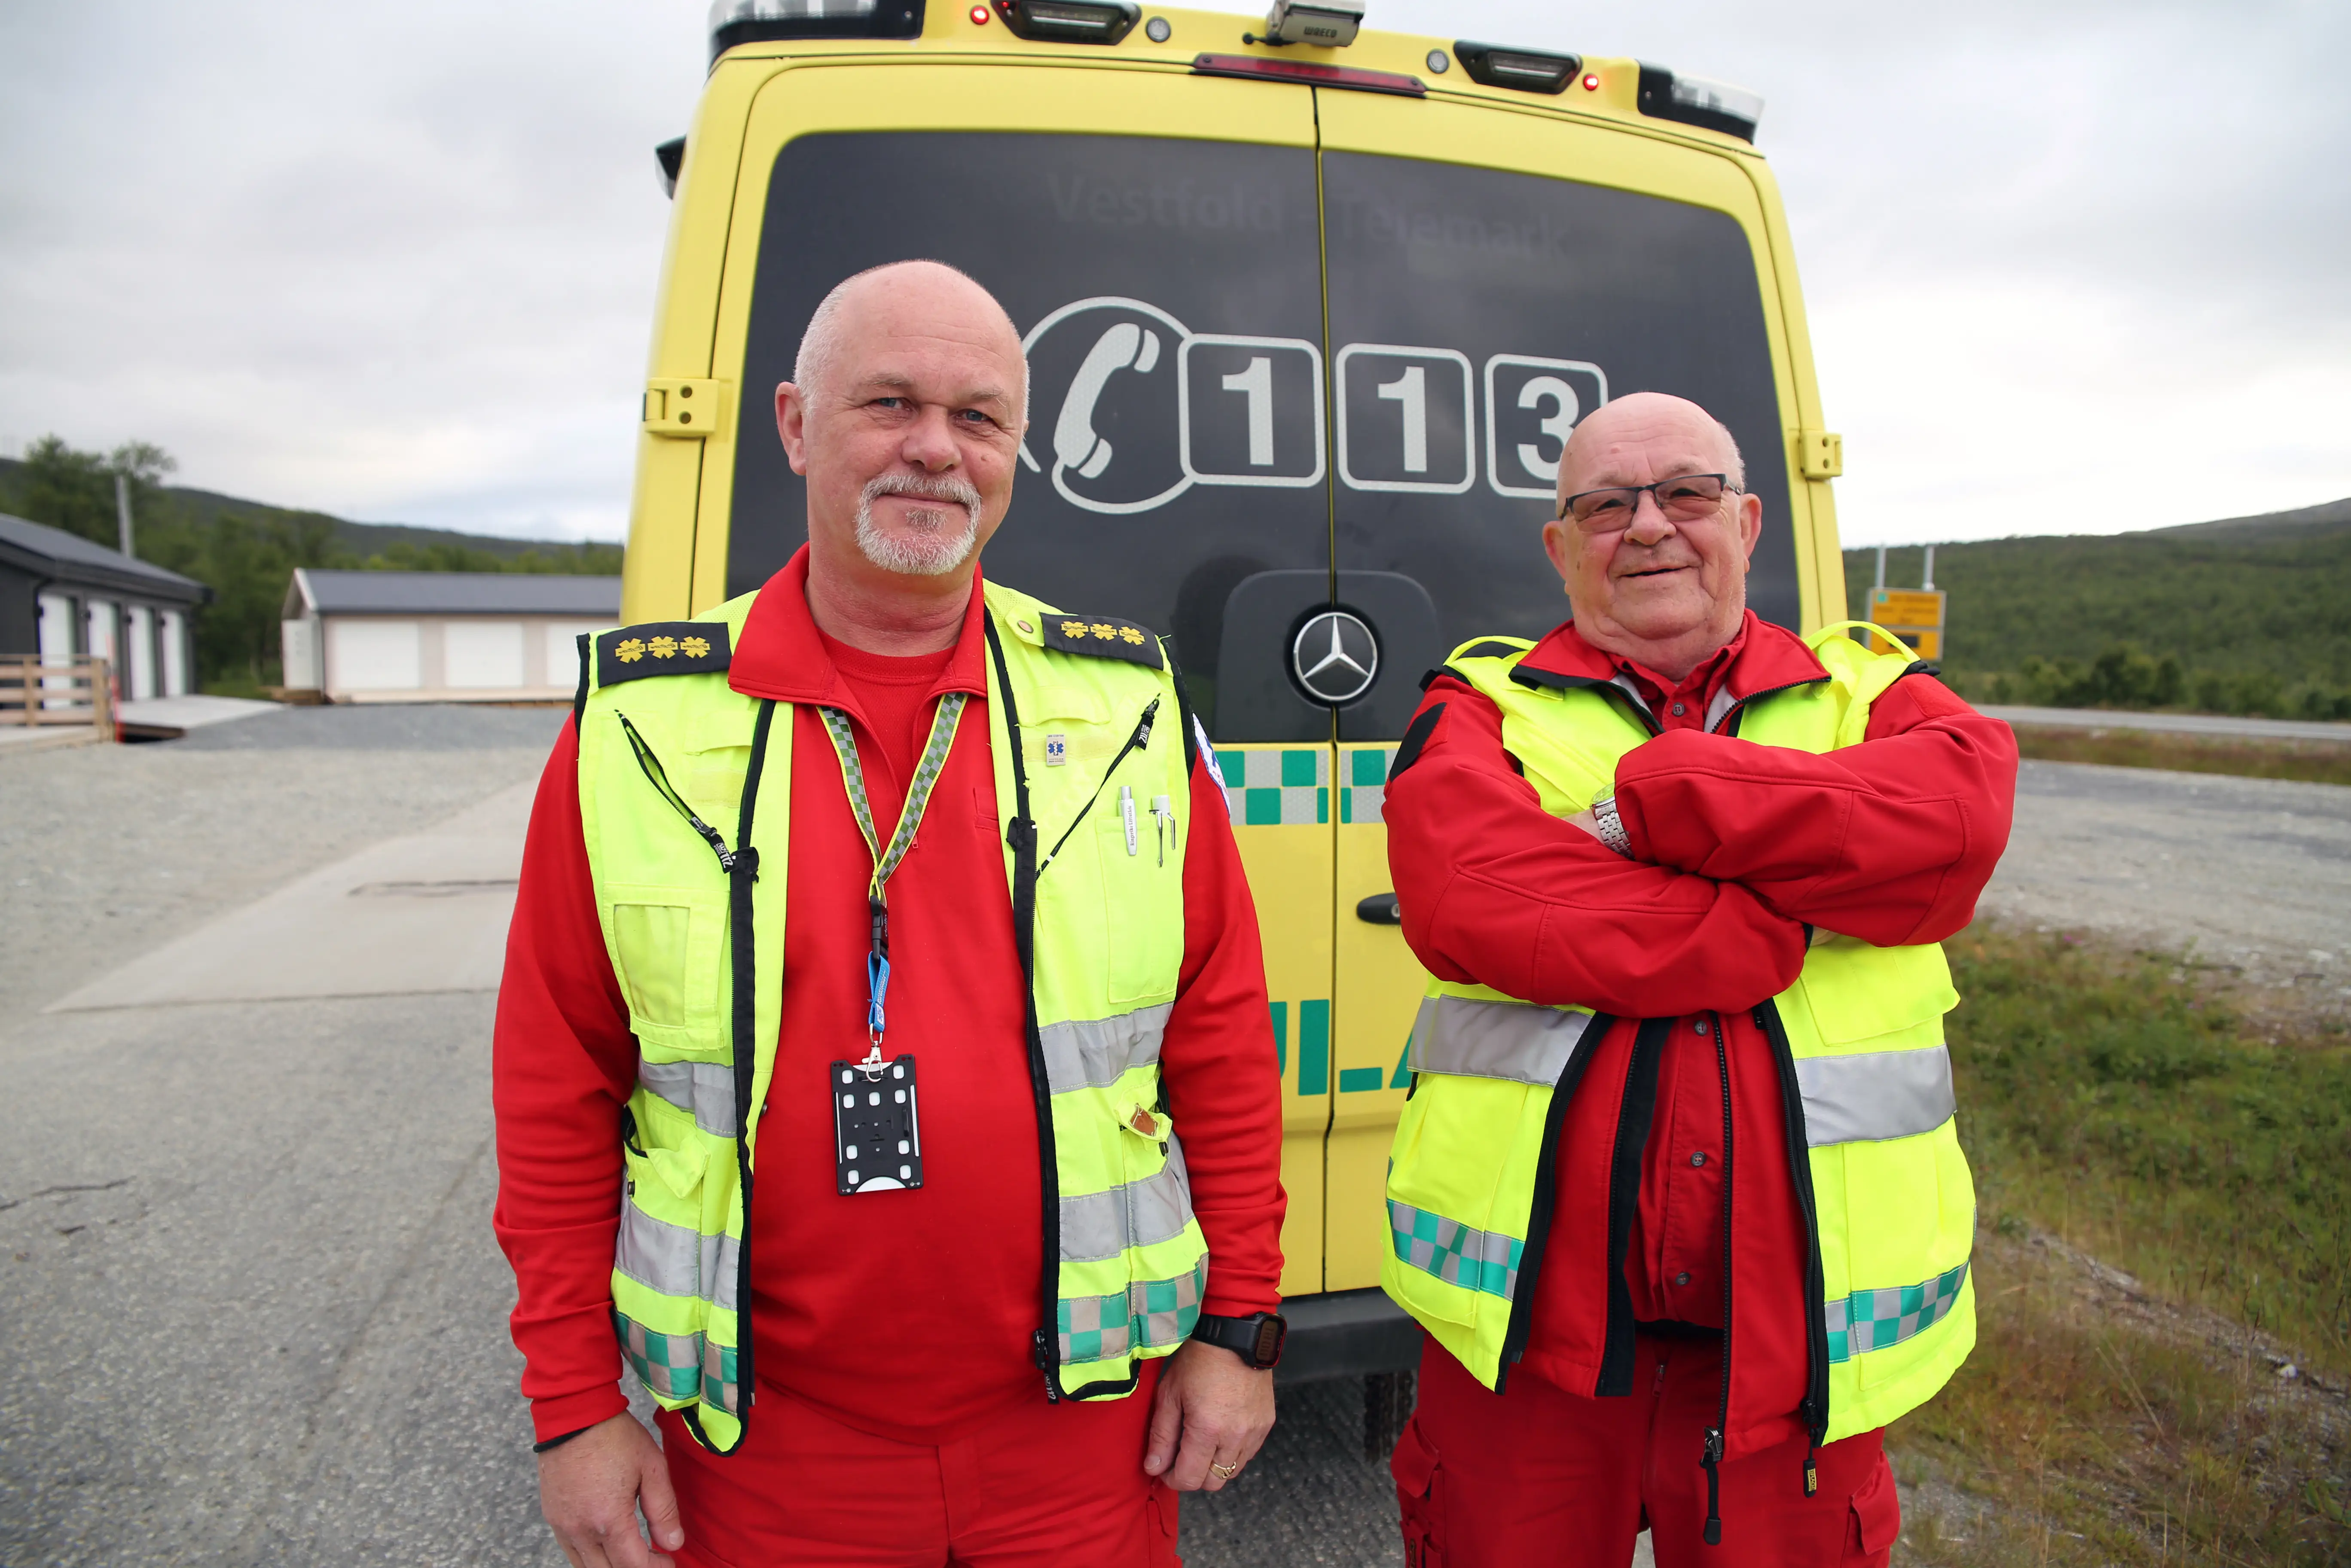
[854,474,984,577]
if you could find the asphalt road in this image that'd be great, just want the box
[1981,703,2351,744]
[6,708,2345,1566]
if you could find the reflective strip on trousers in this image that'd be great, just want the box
[1408,994,1601,1086]
[1039,1003,1175,1094]
[615,1201,740,1312]
[1059,1255,1207,1364]
[1388,1197,1524,1300]
[614,1308,742,1414]
[638,1059,739,1138]
[1060,1135,1195,1263]
[1826,1261,1969,1362]
[1795,1043,1957,1147]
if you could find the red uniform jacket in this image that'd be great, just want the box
[493,551,1285,1446]
[1385,611,2015,1459]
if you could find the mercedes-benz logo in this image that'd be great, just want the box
[1292,610,1380,706]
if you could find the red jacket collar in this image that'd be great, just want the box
[727,545,991,713]
[1509,610,1829,728]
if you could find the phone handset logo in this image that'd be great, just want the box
[1020,297,1198,516]
[1053,321,1163,499]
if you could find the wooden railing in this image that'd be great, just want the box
[0,657,114,735]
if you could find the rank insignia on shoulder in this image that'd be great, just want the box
[1038,612,1163,670]
[596,622,731,687]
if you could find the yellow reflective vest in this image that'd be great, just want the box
[576,580,1209,1454]
[1383,628,1977,1452]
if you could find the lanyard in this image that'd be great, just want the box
[818,692,968,1054]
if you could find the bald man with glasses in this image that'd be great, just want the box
[1377,393,2016,1566]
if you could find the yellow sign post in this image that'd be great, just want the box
[1867,588,1947,661]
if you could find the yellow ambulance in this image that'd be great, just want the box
[624,0,1846,1399]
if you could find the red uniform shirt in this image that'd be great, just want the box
[1386,611,2015,1454]
[493,550,1286,1445]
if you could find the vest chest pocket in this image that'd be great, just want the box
[605,882,730,1059]
[1097,794,1182,1007]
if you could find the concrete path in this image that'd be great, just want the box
[45,782,531,1012]
[117,693,280,735]
[1982,703,2351,744]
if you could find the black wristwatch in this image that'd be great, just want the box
[1190,1311,1287,1370]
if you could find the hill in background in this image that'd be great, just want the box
[1843,499,2351,718]
[0,441,620,692]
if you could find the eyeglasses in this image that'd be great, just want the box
[1558,473,1741,530]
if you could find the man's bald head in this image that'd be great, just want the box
[1558,392,1744,499]
[794,260,1029,422]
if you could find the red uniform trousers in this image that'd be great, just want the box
[1394,1338,1899,1568]
[660,1362,1179,1568]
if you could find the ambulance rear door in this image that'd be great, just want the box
[698,58,1338,1302]
[1312,86,1818,1293]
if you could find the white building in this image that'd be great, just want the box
[0,510,207,697]
[281,569,621,703]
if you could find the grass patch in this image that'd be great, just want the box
[1944,927,2351,1367]
[2008,726,2351,787]
[1883,925,2351,1564]
[1893,1233,2348,1566]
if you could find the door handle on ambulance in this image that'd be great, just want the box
[1355,893,1401,925]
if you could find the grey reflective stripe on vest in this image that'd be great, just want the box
[1060,1135,1196,1263]
[1795,1043,1957,1146]
[1387,1197,1524,1300]
[638,1059,739,1138]
[615,1201,740,1312]
[1040,1002,1175,1094]
[1409,994,1602,1086]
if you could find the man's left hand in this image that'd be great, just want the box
[1142,1339,1275,1492]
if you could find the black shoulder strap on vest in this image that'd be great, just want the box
[981,615,1066,1404]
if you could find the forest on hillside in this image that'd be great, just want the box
[1844,515,2351,718]
[0,438,621,691]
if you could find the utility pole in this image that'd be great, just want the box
[115,473,135,559]
[1874,543,1887,590]
[1921,543,1936,591]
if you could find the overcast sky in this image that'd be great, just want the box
[2,1,2344,546]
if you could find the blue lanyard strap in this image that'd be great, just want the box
[818,692,968,1045]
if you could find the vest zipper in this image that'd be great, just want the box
[1710,676,1830,738]
[982,618,1066,1403]
[1595,1019,1672,1397]
[1491,1013,1615,1393]
[1753,1000,1831,1483]
[1036,698,1160,876]
[1701,1009,1735,1545]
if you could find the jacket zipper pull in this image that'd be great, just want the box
[1032,1328,1061,1402]
[1132,696,1158,750]
[1803,1434,1822,1497]
[1701,1428,1725,1544]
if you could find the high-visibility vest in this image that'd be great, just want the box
[575,580,1209,1454]
[1382,628,1976,1447]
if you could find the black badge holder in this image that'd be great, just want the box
[833,1047,921,1194]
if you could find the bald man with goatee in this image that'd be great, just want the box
[1380,393,2016,1567]
[494,262,1285,1568]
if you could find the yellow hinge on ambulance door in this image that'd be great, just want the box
[644,378,730,439]
[1796,429,1844,480]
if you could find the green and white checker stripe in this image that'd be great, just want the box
[1341,747,1395,825]
[1057,1257,1209,1363]
[1826,1260,1969,1363]
[1219,746,1329,827]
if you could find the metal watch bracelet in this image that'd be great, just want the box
[1589,794,1633,858]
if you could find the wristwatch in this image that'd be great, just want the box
[1589,793,1633,858]
[1190,1311,1288,1370]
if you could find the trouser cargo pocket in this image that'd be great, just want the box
[1392,1417,1445,1568]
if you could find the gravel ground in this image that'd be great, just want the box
[0,705,563,1016]
[1980,759,2351,1009]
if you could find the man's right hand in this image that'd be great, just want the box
[537,1412,686,1568]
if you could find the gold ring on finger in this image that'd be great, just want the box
[1211,1460,1240,1480]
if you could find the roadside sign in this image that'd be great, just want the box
[1868,588,1946,661]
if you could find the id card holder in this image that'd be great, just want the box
[832,1053,921,1194]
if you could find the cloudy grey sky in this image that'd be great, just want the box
[2,1,2344,546]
